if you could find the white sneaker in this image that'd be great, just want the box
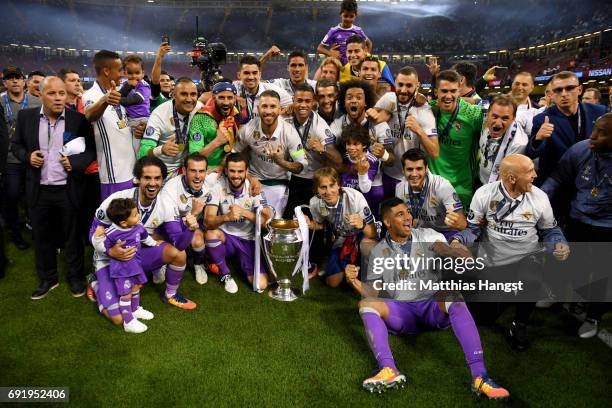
[133,306,154,320]
[153,265,167,284]
[221,275,238,294]
[578,318,599,338]
[194,264,208,285]
[123,318,148,334]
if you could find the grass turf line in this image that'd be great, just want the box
[0,240,610,407]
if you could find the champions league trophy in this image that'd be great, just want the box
[256,206,310,301]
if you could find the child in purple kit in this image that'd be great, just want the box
[120,54,151,153]
[317,0,372,66]
[95,198,158,334]
[341,124,383,218]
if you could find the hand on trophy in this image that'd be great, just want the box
[345,264,360,284]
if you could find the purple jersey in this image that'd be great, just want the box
[320,24,369,65]
[341,152,380,192]
[103,223,156,278]
[125,80,151,119]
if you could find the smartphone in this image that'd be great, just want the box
[162,34,170,45]
[494,66,508,78]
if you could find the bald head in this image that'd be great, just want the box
[40,76,67,118]
[499,154,536,194]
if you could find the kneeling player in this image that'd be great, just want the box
[204,153,271,293]
[307,167,378,288]
[345,197,509,399]
[160,154,210,284]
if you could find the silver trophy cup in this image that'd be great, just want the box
[263,218,304,301]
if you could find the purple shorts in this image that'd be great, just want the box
[224,233,267,277]
[113,272,147,296]
[95,266,119,315]
[382,173,401,199]
[440,230,459,242]
[384,297,450,335]
[140,242,168,273]
[100,180,134,201]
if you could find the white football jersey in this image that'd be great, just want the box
[309,187,375,244]
[395,170,463,232]
[207,177,267,240]
[83,82,136,184]
[478,122,528,184]
[375,92,438,180]
[233,81,293,120]
[92,187,178,269]
[282,112,336,179]
[468,181,558,266]
[515,102,540,137]
[268,78,317,96]
[143,100,203,179]
[234,117,308,181]
[160,174,214,218]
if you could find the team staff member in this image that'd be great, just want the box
[12,77,96,299]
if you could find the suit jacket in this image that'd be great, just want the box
[11,107,96,208]
[525,102,607,184]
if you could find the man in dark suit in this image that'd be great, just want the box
[11,76,96,299]
[526,71,607,185]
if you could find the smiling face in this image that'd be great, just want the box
[359,60,380,86]
[395,73,419,104]
[384,202,413,239]
[316,175,341,206]
[238,63,261,94]
[345,139,366,160]
[225,160,247,191]
[185,158,207,192]
[105,58,124,85]
[125,62,144,83]
[345,87,366,120]
[160,74,173,94]
[214,90,236,117]
[346,42,366,69]
[437,79,460,112]
[173,81,198,115]
[511,73,534,102]
[320,63,339,81]
[317,85,337,115]
[293,90,314,122]
[138,165,164,202]
[258,95,281,128]
[486,103,515,138]
[402,159,427,190]
[340,11,356,28]
[288,56,307,84]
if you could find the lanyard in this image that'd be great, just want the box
[241,84,258,121]
[4,93,29,125]
[172,102,189,145]
[181,175,203,198]
[385,233,412,256]
[134,189,157,226]
[96,81,124,121]
[396,94,415,138]
[405,176,429,223]
[493,184,524,222]
[293,112,313,145]
[483,122,517,168]
[325,193,344,234]
[435,102,460,142]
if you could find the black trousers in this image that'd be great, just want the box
[2,162,27,238]
[79,172,101,241]
[30,185,84,284]
[283,175,329,265]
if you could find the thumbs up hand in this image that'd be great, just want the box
[161,134,180,157]
[105,80,121,106]
[535,116,555,141]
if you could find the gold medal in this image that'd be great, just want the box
[176,143,185,152]
[223,144,231,153]
[591,187,599,197]
[321,206,329,217]
[117,119,127,129]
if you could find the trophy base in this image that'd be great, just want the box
[268,286,298,302]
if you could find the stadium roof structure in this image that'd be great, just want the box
[42,0,431,8]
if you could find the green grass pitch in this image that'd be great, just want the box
[1,241,610,407]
